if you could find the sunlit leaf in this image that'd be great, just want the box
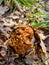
[0,0,3,5]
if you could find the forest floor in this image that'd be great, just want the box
[0,1,49,65]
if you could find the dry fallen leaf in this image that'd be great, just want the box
[0,6,9,16]
[34,29,49,65]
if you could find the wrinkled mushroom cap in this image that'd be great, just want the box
[8,24,34,55]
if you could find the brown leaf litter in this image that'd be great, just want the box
[7,24,49,65]
[0,6,9,16]
[0,23,49,65]
[0,5,49,65]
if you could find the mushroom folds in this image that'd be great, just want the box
[8,24,34,55]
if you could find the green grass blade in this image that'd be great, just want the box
[32,21,49,29]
